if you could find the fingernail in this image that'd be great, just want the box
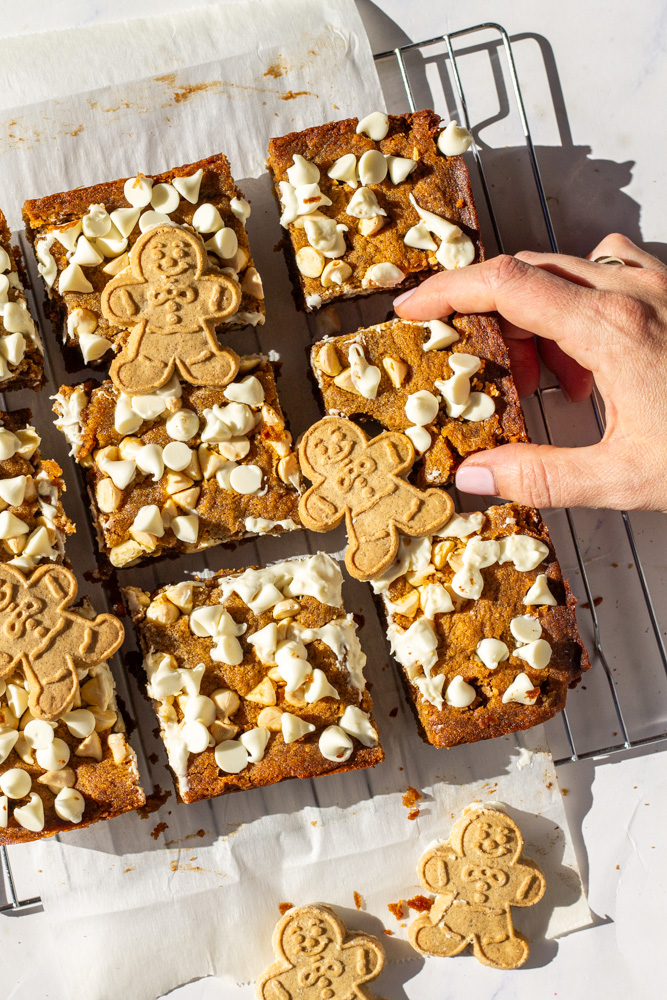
[455,465,497,496]
[393,287,417,308]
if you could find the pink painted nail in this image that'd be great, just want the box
[455,465,498,496]
[393,287,417,308]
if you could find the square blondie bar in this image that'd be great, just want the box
[0,588,145,844]
[0,210,44,391]
[23,153,264,369]
[53,357,302,568]
[266,109,481,310]
[373,503,589,747]
[0,409,74,569]
[126,552,383,805]
[311,317,527,486]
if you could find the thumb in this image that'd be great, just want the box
[454,442,628,510]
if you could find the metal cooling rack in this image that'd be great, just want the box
[2,20,667,915]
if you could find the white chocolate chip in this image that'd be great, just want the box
[408,193,462,243]
[163,441,193,472]
[304,669,339,704]
[71,235,103,267]
[102,252,130,276]
[476,638,510,670]
[0,730,19,765]
[286,154,320,187]
[239,726,270,763]
[82,204,112,238]
[123,174,153,208]
[346,187,387,220]
[166,409,200,441]
[358,149,388,185]
[54,787,85,824]
[205,227,238,259]
[136,443,164,482]
[321,260,352,288]
[318,724,353,762]
[224,376,264,406]
[36,738,70,771]
[150,182,180,214]
[438,511,485,539]
[514,638,552,670]
[339,706,377,746]
[348,343,381,399]
[419,582,454,618]
[59,262,93,294]
[404,222,437,251]
[214,739,249,773]
[229,464,262,494]
[63,709,96,739]
[296,246,325,278]
[172,170,203,204]
[183,694,217,726]
[0,767,32,798]
[356,111,389,140]
[193,203,224,233]
[139,211,171,233]
[294,182,332,217]
[511,615,542,644]
[0,511,29,539]
[438,120,473,156]
[100,459,136,490]
[281,713,315,744]
[404,425,431,455]
[230,196,251,222]
[502,672,539,705]
[79,332,113,362]
[386,155,417,184]
[405,389,439,426]
[435,235,475,270]
[498,535,549,572]
[171,514,199,544]
[7,684,29,718]
[110,207,141,237]
[523,574,557,606]
[413,672,445,709]
[53,222,82,253]
[435,372,471,418]
[445,675,476,707]
[22,719,55,750]
[387,617,438,676]
[327,153,358,188]
[13,792,44,832]
[133,504,165,537]
[449,353,481,377]
[0,475,27,507]
[362,262,404,288]
[182,721,210,754]
[304,216,347,257]
[0,428,21,461]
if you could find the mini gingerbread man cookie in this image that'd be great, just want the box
[101,225,241,395]
[0,564,124,721]
[298,416,454,581]
[256,903,385,1000]
[409,805,546,969]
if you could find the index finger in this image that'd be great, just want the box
[393,254,605,365]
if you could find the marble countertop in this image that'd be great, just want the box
[1,3,666,998]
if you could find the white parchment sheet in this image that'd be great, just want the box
[1,2,590,997]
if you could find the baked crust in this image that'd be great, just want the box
[377,503,590,747]
[266,109,482,310]
[311,317,528,486]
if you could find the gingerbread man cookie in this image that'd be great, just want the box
[409,806,546,969]
[0,564,124,721]
[256,903,385,1000]
[101,225,241,395]
[298,416,454,581]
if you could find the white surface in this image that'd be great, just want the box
[1,2,666,999]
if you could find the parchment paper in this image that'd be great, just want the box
[1,3,590,998]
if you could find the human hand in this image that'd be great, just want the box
[393,234,667,511]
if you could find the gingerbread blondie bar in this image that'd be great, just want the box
[53,357,302,568]
[0,567,145,844]
[311,317,527,486]
[266,109,480,310]
[126,552,383,804]
[23,153,264,368]
[373,503,589,747]
[0,409,74,569]
[0,210,44,391]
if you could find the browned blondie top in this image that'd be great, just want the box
[266,109,481,310]
[0,210,44,391]
[311,317,527,486]
[0,598,145,845]
[0,409,74,568]
[52,357,303,568]
[373,503,589,747]
[23,153,264,367]
[126,553,383,805]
